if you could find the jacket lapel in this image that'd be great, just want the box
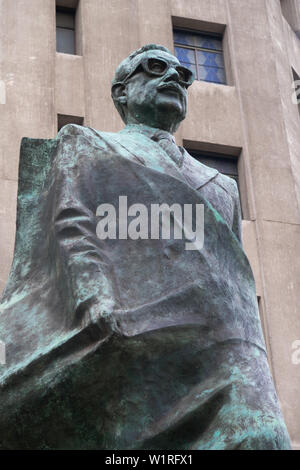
[89,127,219,191]
[180,148,219,190]
[108,131,186,183]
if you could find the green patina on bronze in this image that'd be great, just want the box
[0,45,291,449]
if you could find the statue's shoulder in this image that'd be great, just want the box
[214,171,239,201]
[55,124,122,168]
[182,148,239,199]
[57,124,115,147]
[181,148,218,188]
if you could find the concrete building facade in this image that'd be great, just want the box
[0,0,300,448]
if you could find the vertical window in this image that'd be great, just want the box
[56,7,76,55]
[173,29,226,85]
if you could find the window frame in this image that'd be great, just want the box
[56,6,76,55]
[173,28,226,85]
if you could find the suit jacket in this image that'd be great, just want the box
[0,124,290,449]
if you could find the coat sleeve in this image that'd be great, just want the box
[210,172,243,245]
[50,124,119,331]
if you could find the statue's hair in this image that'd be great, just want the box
[127,44,171,62]
[111,44,173,122]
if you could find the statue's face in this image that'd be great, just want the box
[122,50,193,133]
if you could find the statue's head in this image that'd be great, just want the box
[111,44,195,134]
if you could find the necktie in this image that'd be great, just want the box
[152,130,184,167]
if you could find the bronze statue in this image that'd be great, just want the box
[0,44,291,449]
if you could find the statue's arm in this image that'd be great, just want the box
[214,172,243,245]
[51,124,118,331]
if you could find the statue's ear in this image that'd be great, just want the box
[111,83,127,105]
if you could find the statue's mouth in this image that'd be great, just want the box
[157,82,183,95]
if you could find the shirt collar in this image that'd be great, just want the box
[120,124,175,143]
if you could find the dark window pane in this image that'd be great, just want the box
[58,114,84,131]
[56,11,75,29]
[188,152,238,176]
[56,27,75,54]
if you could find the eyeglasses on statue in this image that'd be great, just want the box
[122,57,195,88]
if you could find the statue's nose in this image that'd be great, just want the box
[164,66,180,82]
